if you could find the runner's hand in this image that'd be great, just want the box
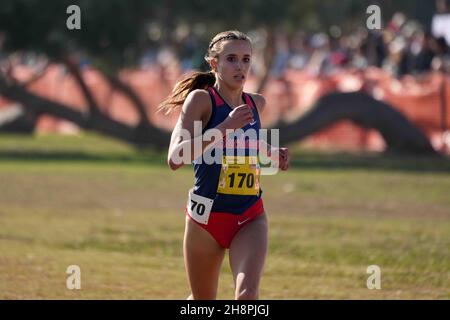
[222,104,254,130]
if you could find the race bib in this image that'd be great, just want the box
[217,156,260,196]
[187,189,214,225]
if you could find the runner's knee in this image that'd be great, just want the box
[235,286,259,300]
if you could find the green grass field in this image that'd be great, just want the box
[0,133,449,299]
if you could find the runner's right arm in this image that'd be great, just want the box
[167,90,253,170]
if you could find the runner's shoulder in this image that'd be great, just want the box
[247,93,266,113]
[182,89,212,116]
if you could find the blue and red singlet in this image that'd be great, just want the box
[185,86,265,248]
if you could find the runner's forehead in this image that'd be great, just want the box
[220,40,252,56]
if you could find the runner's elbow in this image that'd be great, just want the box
[168,158,183,171]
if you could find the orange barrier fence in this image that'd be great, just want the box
[1,65,449,154]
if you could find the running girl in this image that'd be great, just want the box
[159,30,289,300]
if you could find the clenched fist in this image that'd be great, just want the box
[270,147,289,171]
[221,104,254,130]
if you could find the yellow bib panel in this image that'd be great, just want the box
[217,156,260,196]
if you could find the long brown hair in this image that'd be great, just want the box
[158,30,251,114]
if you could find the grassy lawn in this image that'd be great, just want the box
[0,133,449,299]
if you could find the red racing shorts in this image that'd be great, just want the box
[186,198,265,249]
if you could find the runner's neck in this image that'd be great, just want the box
[213,84,244,109]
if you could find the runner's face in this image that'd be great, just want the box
[213,40,252,90]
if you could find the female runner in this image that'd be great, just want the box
[159,30,289,300]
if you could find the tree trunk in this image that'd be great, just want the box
[0,103,38,133]
[0,71,438,155]
[273,91,437,155]
[0,73,171,149]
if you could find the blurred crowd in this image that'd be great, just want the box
[141,6,450,79]
[267,13,450,78]
[3,3,450,81]
[312,14,448,77]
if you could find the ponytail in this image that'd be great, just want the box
[157,71,216,114]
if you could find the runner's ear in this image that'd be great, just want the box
[210,58,218,72]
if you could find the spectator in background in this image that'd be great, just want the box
[431,36,450,72]
[405,31,435,74]
[381,32,407,77]
[135,10,449,79]
[359,30,386,68]
[288,31,312,70]
[432,0,450,46]
[305,33,331,75]
[270,31,291,77]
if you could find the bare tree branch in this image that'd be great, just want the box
[62,57,102,123]
[273,91,438,155]
[256,28,276,94]
[21,60,50,87]
[104,73,149,123]
[0,71,171,149]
